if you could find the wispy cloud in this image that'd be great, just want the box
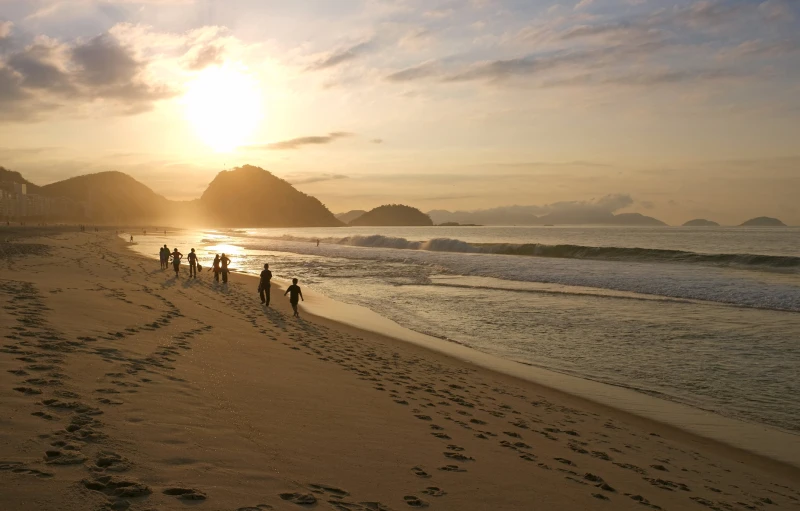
[288,173,349,185]
[243,132,355,150]
[306,40,375,71]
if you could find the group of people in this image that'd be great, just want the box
[159,245,222,280]
[158,247,304,316]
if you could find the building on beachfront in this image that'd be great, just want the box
[0,181,86,222]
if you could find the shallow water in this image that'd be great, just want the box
[127,226,800,436]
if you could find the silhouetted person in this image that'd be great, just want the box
[187,248,198,278]
[159,244,169,270]
[171,248,183,277]
[259,264,272,306]
[221,253,231,283]
[211,254,221,282]
[284,278,304,317]
[316,239,320,247]
[130,235,133,242]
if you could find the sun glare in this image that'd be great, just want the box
[184,65,263,152]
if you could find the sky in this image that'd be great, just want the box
[0,0,799,225]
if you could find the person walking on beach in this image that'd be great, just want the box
[159,245,169,270]
[258,264,273,306]
[170,248,183,277]
[284,278,304,317]
[211,254,221,282]
[187,248,198,278]
[220,253,232,284]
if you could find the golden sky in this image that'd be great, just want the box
[0,0,798,224]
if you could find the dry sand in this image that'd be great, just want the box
[0,228,798,511]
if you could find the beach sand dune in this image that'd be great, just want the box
[1,229,798,510]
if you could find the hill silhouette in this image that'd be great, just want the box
[40,171,170,224]
[607,213,667,226]
[683,219,720,227]
[1,166,41,193]
[199,165,341,227]
[739,217,786,227]
[349,204,433,226]
[336,210,367,224]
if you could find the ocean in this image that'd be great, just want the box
[126,225,800,438]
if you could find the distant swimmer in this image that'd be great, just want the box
[187,248,198,278]
[259,263,273,306]
[159,244,169,270]
[284,278,304,317]
[211,254,221,282]
[170,248,183,277]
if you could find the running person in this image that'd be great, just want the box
[283,278,304,317]
[259,263,273,305]
[187,248,198,278]
[170,248,183,277]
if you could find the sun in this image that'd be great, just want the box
[184,65,263,152]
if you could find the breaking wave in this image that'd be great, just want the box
[272,235,800,270]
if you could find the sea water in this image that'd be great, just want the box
[128,226,800,436]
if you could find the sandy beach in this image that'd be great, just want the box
[1,228,798,511]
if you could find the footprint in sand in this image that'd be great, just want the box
[83,476,151,498]
[403,495,429,508]
[421,487,446,497]
[443,452,474,462]
[438,465,466,473]
[411,466,431,478]
[44,450,87,465]
[13,386,42,395]
[163,487,207,500]
[279,492,317,506]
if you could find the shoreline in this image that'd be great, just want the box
[2,228,798,511]
[118,232,800,471]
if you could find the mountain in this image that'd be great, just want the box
[428,207,666,226]
[739,217,786,227]
[199,165,342,227]
[607,213,668,226]
[336,210,367,224]
[349,204,433,226]
[0,166,41,194]
[39,171,170,224]
[683,219,720,227]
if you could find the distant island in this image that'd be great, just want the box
[429,207,667,226]
[739,217,786,227]
[438,222,482,227]
[683,219,720,227]
[335,210,367,224]
[607,213,667,226]
[349,205,433,226]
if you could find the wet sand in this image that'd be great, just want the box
[1,228,798,511]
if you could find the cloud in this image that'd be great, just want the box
[759,0,795,22]
[186,45,224,71]
[0,21,12,40]
[288,173,349,185]
[385,61,440,82]
[0,31,176,122]
[574,0,594,11]
[306,40,374,71]
[243,132,355,150]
